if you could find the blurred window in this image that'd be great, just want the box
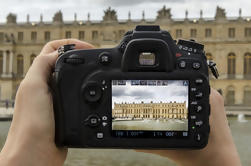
[244,53,251,78]
[79,31,85,40]
[176,29,182,38]
[92,31,98,40]
[244,86,251,106]
[0,51,3,74]
[190,29,197,38]
[244,28,251,37]
[65,31,71,38]
[226,86,235,105]
[31,31,37,42]
[18,32,23,42]
[205,28,212,38]
[17,54,24,76]
[228,28,235,38]
[44,31,50,41]
[228,53,236,78]
[0,32,4,42]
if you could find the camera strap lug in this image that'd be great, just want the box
[207,60,219,79]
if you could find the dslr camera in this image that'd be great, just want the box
[53,25,213,149]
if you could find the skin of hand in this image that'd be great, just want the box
[0,39,94,166]
[136,88,242,166]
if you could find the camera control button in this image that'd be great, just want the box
[179,60,186,69]
[195,120,203,127]
[195,92,203,99]
[102,116,108,121]
[192,62,201,69]
[195,78,203,84]
[64,58,85,64]
[195,133,202,142]
[102,122,108,127]
[99,52,111,65]
[190,115,196,120]
[85,115,101,127]
[195,105,203,113]
[83,83,102,102]
[97,132,104,139]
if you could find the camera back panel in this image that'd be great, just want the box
[53,25,210,149]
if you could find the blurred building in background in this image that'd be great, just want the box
[0,6,251,107]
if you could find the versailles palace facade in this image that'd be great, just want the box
[0,6,251,107]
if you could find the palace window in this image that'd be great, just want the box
[65,31,71,38]
[176,29,182,38]
[79,31,85,40]
[31,31,37,42]
[228,53,236,79]
[18,32,23,42]
[30,54,36,65]
[228,28,235,38]
[244,86,251,106]
[0,51,3,74]
[226,86,235,105]
[205,28,212,38]
[17,54,24,76]
[0,32,4,42]
[244,53,251,78]
[44,31,50,41]
[92,30,98,40]
[244,28,251,37]
[190,29,197,38]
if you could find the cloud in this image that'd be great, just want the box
[130,90,154,99]
[112,88,126,97]
[112,87,154,99]
[169,89,188,97]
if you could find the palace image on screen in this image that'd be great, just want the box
[112,80,189,131]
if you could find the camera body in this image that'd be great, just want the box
[53,25,210,149]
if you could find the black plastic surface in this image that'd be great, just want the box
[52,25,211,149]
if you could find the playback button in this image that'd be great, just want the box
[84,114,101,127]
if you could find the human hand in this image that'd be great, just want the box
[0,39,94,166]
[136,89,241,166]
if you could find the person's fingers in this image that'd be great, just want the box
[24,51,58,85]
[40,38,94,54]
[25,39,94,85]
